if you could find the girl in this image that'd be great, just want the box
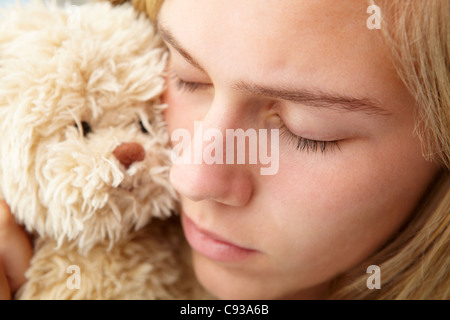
[1,0,448,299]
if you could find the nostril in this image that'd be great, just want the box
[113,142,145,169]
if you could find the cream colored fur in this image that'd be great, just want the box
[0,0,206,299]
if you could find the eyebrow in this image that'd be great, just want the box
[157,22,206,73]
[232,82,391,116]
[157,22,391,117]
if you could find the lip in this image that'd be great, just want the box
[181,213,257,263]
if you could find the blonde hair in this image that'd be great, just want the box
[130,0,163,21]
[125,0,449,300]
[328,0,450,300]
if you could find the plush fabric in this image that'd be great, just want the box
[0,0,206,299]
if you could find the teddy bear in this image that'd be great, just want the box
[0,0,207,299]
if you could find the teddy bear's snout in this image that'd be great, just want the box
[113,142,145,169]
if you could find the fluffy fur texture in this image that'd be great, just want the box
[0,0,206,299]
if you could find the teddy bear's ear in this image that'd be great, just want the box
[0,3,32,47]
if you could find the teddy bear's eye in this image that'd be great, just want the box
[75,121,92,137]
[139,121,149,134]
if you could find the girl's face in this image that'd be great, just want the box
[159,0,438,299]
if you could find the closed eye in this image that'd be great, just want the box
[171,72,211,93]
[279,124,340,154]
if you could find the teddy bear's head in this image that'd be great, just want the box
[0,1,176,250]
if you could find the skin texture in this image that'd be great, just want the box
[160,0,439,299]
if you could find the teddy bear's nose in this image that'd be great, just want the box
[113,142,145,169]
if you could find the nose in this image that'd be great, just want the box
[113,142,145,169]
[170,161,254,207]
[170,107,254,207]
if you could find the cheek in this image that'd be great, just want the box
[162,80,210,138]
[261,137,436,277]
[162,82,185,135]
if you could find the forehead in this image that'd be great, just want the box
[159,0,411,112]
[160,1,380,69]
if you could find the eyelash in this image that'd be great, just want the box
[279,124,340,154]
[171,72,340,154]
[171,72,210,92]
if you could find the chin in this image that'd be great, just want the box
[192,251,331,300]
[191,251,280,300]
